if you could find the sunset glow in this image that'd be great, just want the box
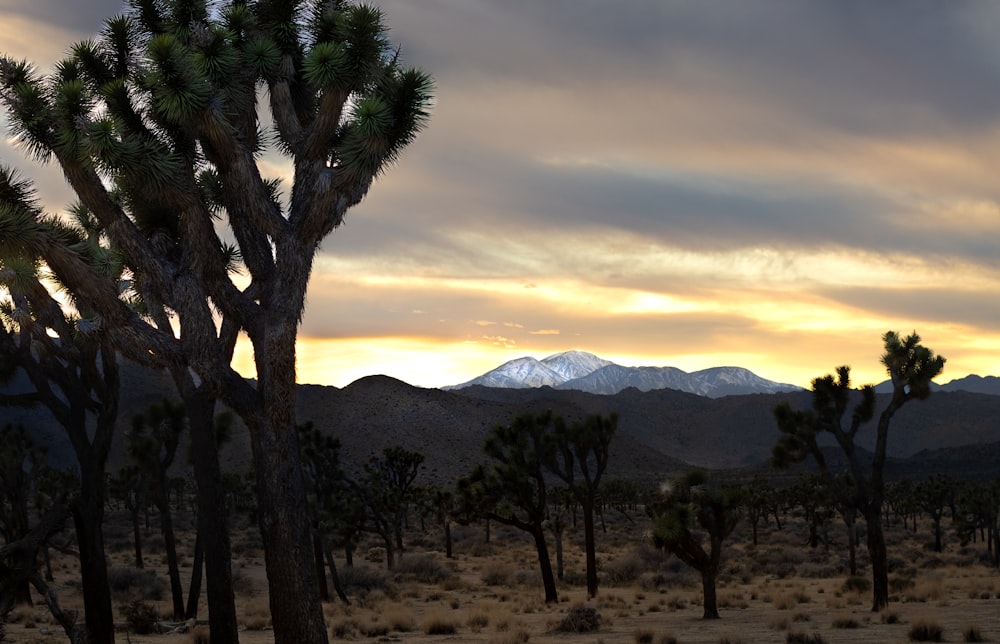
[5,1,1000,391]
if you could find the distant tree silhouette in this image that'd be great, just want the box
[128,398,187,620]
[543,412,616,598]
[773,330,945,611]
[459,412,559,603]
[0,423,47,606]
[915,475,955,553]
[648,471,741,619]
[359,446,424,570]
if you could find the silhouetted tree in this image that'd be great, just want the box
[648,471,741,619]
[459,412,559,603]
[128,398,187,620]
[915,475,954,553]
[0,423,47,606]
[0,253,119,643]
[359,446,424,570]
[773,330,945,611]
[543,412,616,598]
[0,1,432,640]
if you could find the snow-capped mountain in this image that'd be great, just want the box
[447,351,803,398]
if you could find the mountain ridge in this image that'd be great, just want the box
[447,350,804,398]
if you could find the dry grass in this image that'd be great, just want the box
[8,504,1000,644]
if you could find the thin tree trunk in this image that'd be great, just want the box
[185,530,204,619]
[444,520,452,559]
[323,545,350,604]
[187,391,239,644]
[75,469,115,644]
[314,533,329,602]
[130,505,143,569]
[531,526,558,604]
[158,495,185,620]
[865,505,889,611]
[583,501,598,598]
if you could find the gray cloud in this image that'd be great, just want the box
[8,0,127,34]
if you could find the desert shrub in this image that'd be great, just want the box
[188,625,210,644]
[381,605,416,632]
[605,550,651,586]
[657,636,679,644]
[635,629,654,644]
[963,625,986,643]
[890,575,916,593]
[909,620,944,642]
[122,600,159,634]
[554,605,601,633]
[338,564,391,594]
[489,631,530,644]
[718,636,745,644]
[481,562,515,586]
[841,576,871,594]
[882,611,901,624]
[424,611,458,635]
[230,567,257,596]
[329,615,361,639]
[466,610,490,631]
[831,616,861,629]
[393,552,454,584]
[786,633,827,644]
[107,566,165,600]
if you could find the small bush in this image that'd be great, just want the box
[909,620,944,642]
[188,625,210,644]
[963,625,986,643]
[122,600,159,635]
[605,552,646,586]
[481,562,515,586]
[394,553,454,584]
[657,636,679,644]
[635,630,654,644]
[424,611,458,635]
[841,576,871,594]
[338,564,391,594]
[787,633,828,644]
[107,567,165,600]
[554,605,601,633]
[831,616,861,629]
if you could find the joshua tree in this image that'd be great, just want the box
[0,1,432,640]
[359,445,424,570]
[543,412,617,598]
[773,330,945,611]
[128,399,187,620]
[0,423,47,606]
[915,475,955,553]
[459,412,560,604]
[0,254,120,643]
[648,471,741,619]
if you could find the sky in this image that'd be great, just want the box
[2,0,1000,390]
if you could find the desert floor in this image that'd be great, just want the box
[4,508,999,644]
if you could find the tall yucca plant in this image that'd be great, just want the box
[1,2,431,643]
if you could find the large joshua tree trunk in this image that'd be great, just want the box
[249,321,328,644]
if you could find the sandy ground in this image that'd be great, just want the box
[4,512,1000,644]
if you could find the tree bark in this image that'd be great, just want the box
[186,391,239,644]
[185,531,204,619]
[864,505,890,611]
[157,494,185,620]
[314,533,329,602]
[249,320,328,644]
[700,569,720,619]
[74,468,115,644]
[583,501,598,598]
[531,527,558,604]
